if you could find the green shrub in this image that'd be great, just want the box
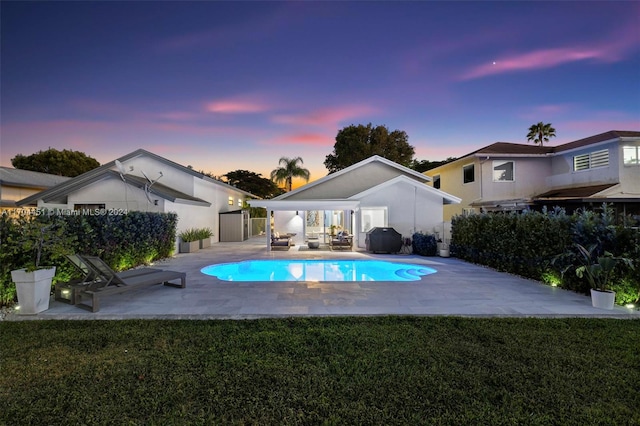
[451,204,638,304]
[178,228,200,242]
[0,211,178,307]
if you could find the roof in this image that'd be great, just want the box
[552,130,640,153]
[17,149,257,206]
[348,175,461,205]
[0,166,71,189]
[448,130,640,163]
[534,184,618,199]
[274,155,431,201]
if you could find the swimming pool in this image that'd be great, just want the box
[200,260,437,282]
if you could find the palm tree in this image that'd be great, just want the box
[527,122,557,146]
[270,156,310,192]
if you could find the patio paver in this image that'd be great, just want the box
[6,237,640,320]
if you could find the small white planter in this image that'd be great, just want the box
[590,289,615,310]
[11,267,56,315]
[439,248,450,257]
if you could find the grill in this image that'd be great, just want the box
[365,227,402,253]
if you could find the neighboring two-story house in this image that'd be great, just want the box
[425,130,640,222]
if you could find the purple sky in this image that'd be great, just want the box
[2,1,639,185]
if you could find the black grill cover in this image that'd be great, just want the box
[365,227,402,253]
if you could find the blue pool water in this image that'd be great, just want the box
[201,260,437,282]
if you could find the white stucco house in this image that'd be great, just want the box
[248,155,461,250]
[16,149,258,246]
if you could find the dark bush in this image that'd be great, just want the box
[412,232,437,256]
[0,211,178,307]
[450,204,639,304]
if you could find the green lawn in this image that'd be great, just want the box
[1,317,639,425]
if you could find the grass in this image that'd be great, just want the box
[1,317,639,425]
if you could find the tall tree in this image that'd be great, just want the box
[324,123,415,173]
[526,122,556,146]
[223,170,284,199]
[270,157,310,192]
[410,157,457,173]
[11,148,100,177]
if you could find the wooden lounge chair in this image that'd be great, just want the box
[75,255,186,312]
[330,232,353,250]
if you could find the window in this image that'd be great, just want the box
[433,174,441,189]
[74,204,105,210]
[463,164,474,184]
[237,198,243,207]
[573,149,609,171]
[492,161,514,182]
[623,146,639,165]
[228,196,234,205]
[360,207,387,233]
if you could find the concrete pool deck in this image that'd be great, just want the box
[6,237,640,320]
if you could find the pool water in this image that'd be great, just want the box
[201,260,437,282]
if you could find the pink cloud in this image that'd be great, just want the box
[459,18,639,81]
[269,132,333,147]
[206,99,269,114]
[272,105,378,127]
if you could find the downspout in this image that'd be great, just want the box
[266,208,272,252]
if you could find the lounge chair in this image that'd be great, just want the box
[330,232,353,250]
[75,255,186,312]
[271,233,292,250]
[55,254,157,305]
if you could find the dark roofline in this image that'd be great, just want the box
[17,149,259,205]
[449,130,640,163]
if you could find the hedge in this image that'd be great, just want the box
[450,205,640,304]
[0,210,178,307]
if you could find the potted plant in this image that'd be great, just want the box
[178,228,200,253]
[197,228,214,249]
[574,244,633,310]
[11,217,71,314]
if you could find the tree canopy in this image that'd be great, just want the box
[526,122,556,146]
[410,157,457,173]
[223,170,284,199]
[270,157,310,192]
[324,124,415,173]
[11,148,100,177]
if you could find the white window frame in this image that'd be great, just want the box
[492,160,515,182]
[623,146,640,166]
[360,207,388,233]
[228,196,234,205]
[462,163,475,184]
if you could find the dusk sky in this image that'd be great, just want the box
[2,1,639,185]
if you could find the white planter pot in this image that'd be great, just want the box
[11,267,56,315]
[590,289,615,310]
[439,248,450,257]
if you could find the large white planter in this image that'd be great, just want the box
[590,289,615,310]
[11,267,56,315]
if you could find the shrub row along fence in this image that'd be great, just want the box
[450,205,640,304]
[0,211,178,307]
